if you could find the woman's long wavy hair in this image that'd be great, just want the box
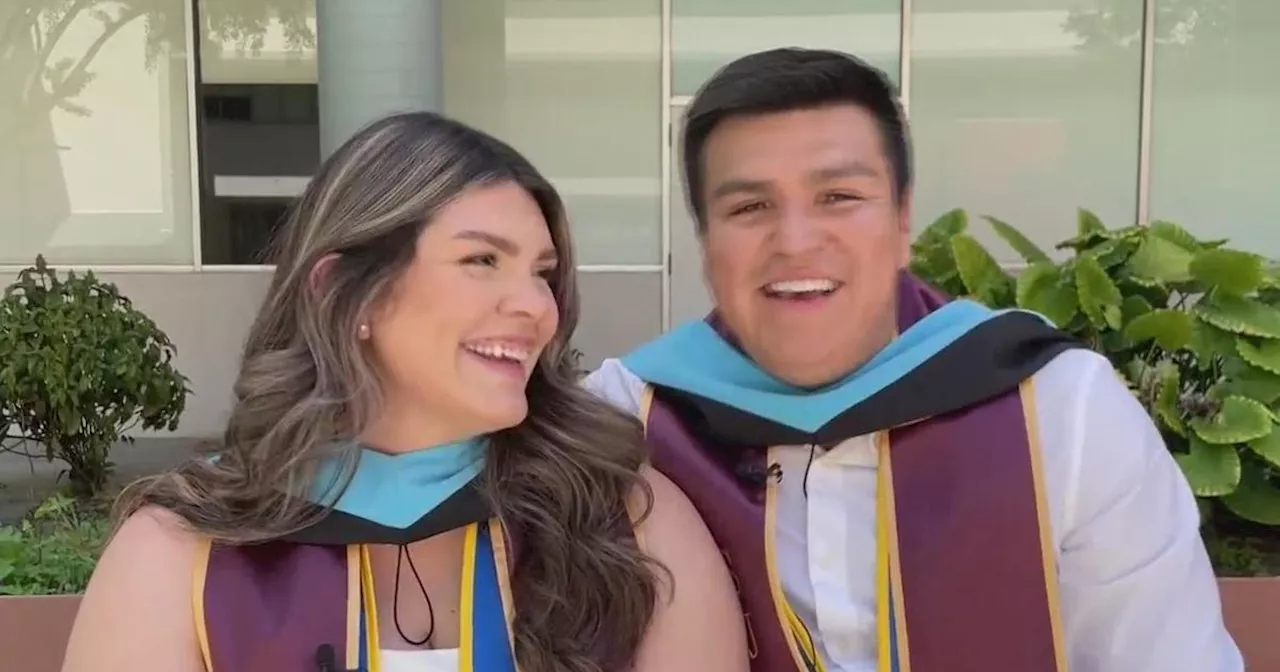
[115,112,660,672]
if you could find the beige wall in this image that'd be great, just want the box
[102,271,663,439]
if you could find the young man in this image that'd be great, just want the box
[586,48,1242,671]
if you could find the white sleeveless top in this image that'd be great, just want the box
[381,648,459,671]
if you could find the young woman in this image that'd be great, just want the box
[62,112,748,672]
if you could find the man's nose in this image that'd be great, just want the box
[774,208,823,256]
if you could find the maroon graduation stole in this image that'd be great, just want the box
[192,521,521,671]
[626,273,1079,672]
[189,465,523,670]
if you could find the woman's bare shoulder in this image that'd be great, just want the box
[629,466,750,671]
[629,465,725,569]
[61,506,207,671]
[116,504,199,543]
[99,505,205,572]
[631,466,702,537]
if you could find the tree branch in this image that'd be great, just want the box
[23,0,97,104]
[46,7,145,105]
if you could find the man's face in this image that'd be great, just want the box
[698,104,911,388]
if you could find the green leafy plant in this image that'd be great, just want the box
[0,256,190,497]
[911,209,1280,538]
[0,493,109,595]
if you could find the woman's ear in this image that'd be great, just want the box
[308,252,341,296]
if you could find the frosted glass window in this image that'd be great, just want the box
[672,0,901,96]
[1148,1,1280,259]
[0,2,195,265]
[444,1,663,265]
[909,1,1143,262]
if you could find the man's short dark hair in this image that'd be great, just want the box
[681,47,912,232]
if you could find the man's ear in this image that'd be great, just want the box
[309,252,341,296]
[700,230,714,293]
[896,191,913,269]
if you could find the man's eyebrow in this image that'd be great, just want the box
[710,178,770,201]
[709,161,881,201]
[809,160,881,183]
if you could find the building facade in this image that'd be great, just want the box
[2,0,1277,438]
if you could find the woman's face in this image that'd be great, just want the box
[362,181,561,448]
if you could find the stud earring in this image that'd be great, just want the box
[357,323,370,340]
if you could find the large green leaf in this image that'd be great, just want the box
[1121,294,1154,322]
[1078,208,1107,236]
[1123,309,1194,351]
[1215,363,1280,405]
[910,260,964,297]
[1073,254,1123,330]
[982,215,1050,264]
[909,210,968,292]
[1125,233,1195,283]
[917,208,968,243]
[1117,296,1155,348]
[1189,321,1242,368]
[1237,338,1280,376]
[951,233,1013,306]
[1223,466,1280,525]
[1054,209,1114,251]
[1247,424,1280,469]
[1015,263,1077,327]
[1148,221,1205,252]
[909,254,957,291]
[1090,238,1138,269]
[1175,436,1241,497]
[1190,395,1273,445]
[1124,273,1166,290]
[1101,330,1132,353]
[1189,248,1267,296]
[1118,279,1171,311]
[1195,295,1280,339]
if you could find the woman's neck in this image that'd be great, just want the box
[360,406,480,455]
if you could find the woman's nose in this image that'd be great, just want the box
[499,277,556,319]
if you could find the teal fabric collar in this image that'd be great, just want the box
[310,438,486,530]
[622,300,1036,433]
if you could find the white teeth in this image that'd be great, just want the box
[765,278,838,295]
[464,343,530,363]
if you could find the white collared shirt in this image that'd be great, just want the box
[585,348,1243,671]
